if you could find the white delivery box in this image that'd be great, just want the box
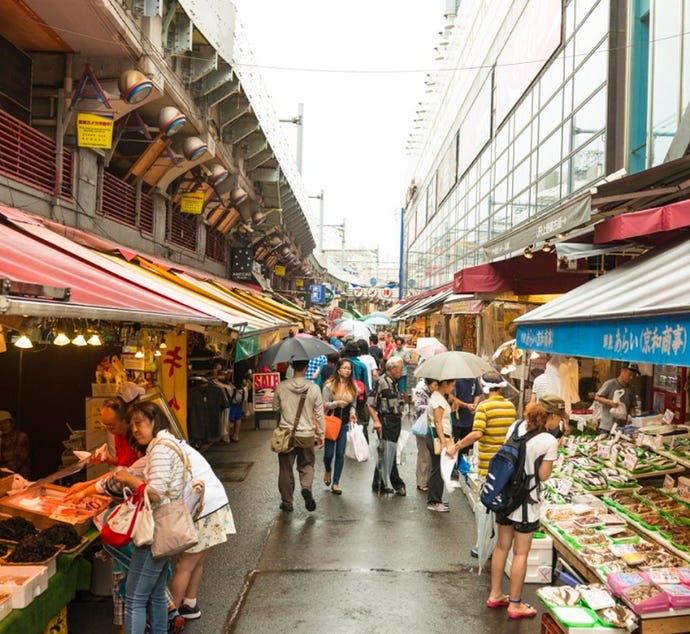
[0,564,49,609]
[505,532,553,584]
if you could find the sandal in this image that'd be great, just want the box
[323,472,331,486]
[417,485,429,492]
[331,484,342,495]
[507,599,537,619]
[485,595,509,608]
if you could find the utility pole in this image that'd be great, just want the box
[279,102,304,174]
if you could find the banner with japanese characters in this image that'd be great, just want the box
[158,331,188,437]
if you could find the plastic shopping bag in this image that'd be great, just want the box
[346,423,369,462]
[410,413,428,437]
[440,448,460,491]
[476,508,497,574]
[397,430,410,465]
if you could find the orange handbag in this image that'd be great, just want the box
[324,412,343,441]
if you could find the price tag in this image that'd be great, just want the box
[651,434,664,452]
[663,409,675,424]
[610,444,620,466]
[663,474,676,493]
[636,432,645,446]
[597,442,612,460]
[678,476,690,502]
[622,451,638,472]
[610,423,618,437]
[568,442,578,457]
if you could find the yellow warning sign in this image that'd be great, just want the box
[274,265,286,277]
[180,191,205,214]
[76,112,114,149]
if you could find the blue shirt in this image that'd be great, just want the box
[451,378,482,428]
[306,355,327,381]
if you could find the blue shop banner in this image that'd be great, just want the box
[517,313,690,365]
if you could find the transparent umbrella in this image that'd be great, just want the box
[415,351,493,380]
[327,319,374,341]
[415,337,448,360]
[362,315,391,326]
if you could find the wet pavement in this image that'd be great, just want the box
[69,417,545,633]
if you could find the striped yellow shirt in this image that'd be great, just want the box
[472,393,516,475]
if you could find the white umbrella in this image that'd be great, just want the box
[414,351,493,380]
[328,319,374,341]
[362,315,391,326]
[415,337,447,359]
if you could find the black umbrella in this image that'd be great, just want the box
[259,332,337,367]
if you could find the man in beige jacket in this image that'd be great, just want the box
[273,359,324,512]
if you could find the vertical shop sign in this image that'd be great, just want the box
[253,372,280,412]
[159,331,188,437]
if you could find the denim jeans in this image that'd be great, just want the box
[124,545,170,634]
[323,421,348,485]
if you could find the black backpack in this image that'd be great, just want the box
[480,424,546,519]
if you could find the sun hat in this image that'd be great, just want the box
[539,394,567,420]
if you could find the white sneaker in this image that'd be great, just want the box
[427,502,450,512]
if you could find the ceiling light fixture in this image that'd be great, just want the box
[87,333,102,346]
[523,245,534,259]
[14,334,33,349]
[119,69,153,104]
[53,332,71,346]
[542,241,553,253]
[72,333,87,347]
[134,348,144,359]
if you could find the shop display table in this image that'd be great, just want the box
[543,523,690,633]
[0,529,97,633]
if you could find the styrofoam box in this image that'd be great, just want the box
[0,565,49,609]
[505,534,554,583]
[0,592,11,622]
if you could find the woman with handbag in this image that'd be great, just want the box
[114,401,190,634]
[425,378,455,513]
[321,358,358,495]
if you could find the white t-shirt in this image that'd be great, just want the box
[427,391,452,437]
[505,420,558,524]
[359,354,379,388]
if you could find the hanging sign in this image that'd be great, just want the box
[274,264,286,277]
[353,287,364,297]
[379,287,393,299]
[180,191,205,214]
[77,112,114,148]
[367,288,377,298]
[295,278,304,287]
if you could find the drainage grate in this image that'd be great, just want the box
[214,462,254,482]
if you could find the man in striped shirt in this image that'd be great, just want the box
[454,370,516,557]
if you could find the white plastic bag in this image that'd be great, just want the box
[610,388,627,419]
[397,430,410,465]
[346,423,369,462]
[440,448,460,491]
[410,412,428,437]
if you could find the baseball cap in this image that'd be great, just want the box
[622,362,641,375]
[539,394,567,420]
[0,411,11,422]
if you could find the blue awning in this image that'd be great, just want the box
[515,234,690,364]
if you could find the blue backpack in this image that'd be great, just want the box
[479,424,545,518]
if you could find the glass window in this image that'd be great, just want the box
[565,0,576,41]
[512,187,532,225]
[536,167,562,210]
[493,149,509,183]
[574,1,608,60]
[539,53,564,104]
[537,129,561,178]
[539,90,563,139]
[570,133,606,191]
[513,124,531,164]
[650,0,682,165]
[513,157,531,197]
[573,42,608,108]
[571,86,607,151]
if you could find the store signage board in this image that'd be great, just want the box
[180,192,205,214]
[517,313,690,365]
[77,112,114,148]
[253,372,280,412]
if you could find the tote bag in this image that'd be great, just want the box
[324,410,343,441]
[100,484,146,548]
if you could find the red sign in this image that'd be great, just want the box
[367,288,377,298]
[353,287,364,297]
[253,372,280,412]
[379,287,393,299]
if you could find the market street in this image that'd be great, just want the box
[69,418,543,633]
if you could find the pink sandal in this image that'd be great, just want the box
[486,595,510,608]
[507,599,537,619]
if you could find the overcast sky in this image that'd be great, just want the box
[232,1,445,268]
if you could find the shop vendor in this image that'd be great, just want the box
[0,410,30,479]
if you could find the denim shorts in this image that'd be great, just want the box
[495,513,540,534]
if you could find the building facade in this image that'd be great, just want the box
[405,0,690,293]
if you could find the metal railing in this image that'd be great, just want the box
[0,109,73,199]
[100,170,153,235]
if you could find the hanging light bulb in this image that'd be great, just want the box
[542,241,553,253]
[523,245,534,259]
[53,332,71,346]
[14,334,33,349]
[154,349,162,357]
[72,333,87,346]
[87,333,102,346]
[530,351,541,360]
[159,335,168,350]
[134,348,144,359]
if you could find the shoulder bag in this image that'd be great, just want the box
[324,407,343,442]
[100,483,147,548]
[148,438,199,559]
[271,393,307,453]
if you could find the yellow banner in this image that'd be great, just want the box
[76,112,114,149]
[274,264,286,277]
[158,332,188,438]
[180,191,205,214]
[295,278,304,287]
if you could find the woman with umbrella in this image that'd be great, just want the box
[425,378,456,512]
[321,359,358,494]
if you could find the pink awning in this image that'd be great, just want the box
[594,199,690,243]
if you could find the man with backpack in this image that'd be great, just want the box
[482,395,563,619]
[451,370,516,558]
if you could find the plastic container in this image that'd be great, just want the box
[505,533,553,583]
[550,605,599,627]
[0,564,49,609]
[607,571,648,596]
[622,583,669,615]
[660,583,690,609]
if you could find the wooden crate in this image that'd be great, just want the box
[0,484,110,536]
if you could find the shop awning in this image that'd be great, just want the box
[593,198,690,243]
[514,235,690,365]
[390,283,454,320]
[0,216,220,326]
[453,252,590,295]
